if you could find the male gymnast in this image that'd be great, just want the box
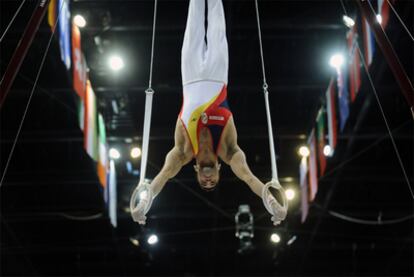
[131,0,287,226]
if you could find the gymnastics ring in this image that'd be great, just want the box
[261,179,288,219]
[130,180,154,216]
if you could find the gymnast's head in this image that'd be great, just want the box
[194,161,221,191]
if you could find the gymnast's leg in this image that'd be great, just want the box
[181,0,206,85]
[205,0,229,84]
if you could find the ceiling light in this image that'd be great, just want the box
[298,146,310,157]
[131,147,142,159]
[109,148,121,159]
[285,188,295,201]
[342,15,355,28]
[270,233,281,244]
[323,145,333,157]
[108,55,124,71]
[376,14,382,24]
[73,15,86,28]
[329,53,344,69]
[284,177,294,182]
[147,234,158,245]
[129,238,139,246]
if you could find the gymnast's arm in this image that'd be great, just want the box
[149,119,193,196]
[219,117,264,198]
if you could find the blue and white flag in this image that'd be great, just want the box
[104,160,117,228]
[58,0,71,70]
[337,68,350,131]
[362,17,375,66]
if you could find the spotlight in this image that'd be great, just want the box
[323,145,333,157]
[376,14,382,24]
[342,15,355,28]
[329,53,344,69]
[285,188,295,201]
[298,146,310,158]
[131,147,142,159]
[129,237,139,246]
[108,55,124,71]
[109,148,121,159]
[270,233,281,244]
[147,234,158,245]
[73,15,86,28]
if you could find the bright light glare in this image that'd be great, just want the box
[270,233,281,244]
[329,54,344,69]
[285,189,295,201]
[284,177,294,182]
[342,15,355,28]
[139,190,148,200]
[109,148,121,159]
[109,55,125,71]
[376,14,382,24]
[323,145,333,156]
[298,146,310,157]
[73,15,86,28]
[131,147,142,159]
[147,234,158,245]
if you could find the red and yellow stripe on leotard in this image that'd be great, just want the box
[185,93,221,155]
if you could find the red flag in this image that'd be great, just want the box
[72,24,87,100]
[326,78,338,152]
[300,157,309,223]
[347,25,361,102]
[308,130,318,201]
[378,0,391,28]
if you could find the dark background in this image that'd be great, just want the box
[1,0,413,276]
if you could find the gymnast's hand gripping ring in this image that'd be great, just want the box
[262,179,288,226]
[130,180,154,225]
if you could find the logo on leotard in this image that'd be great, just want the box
[201,112,208,124]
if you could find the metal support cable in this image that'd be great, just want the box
[0,1,64,188]
[254,0,279,181]
[139,0,157,184]
[0,0,27,43]
[386,0,414,42]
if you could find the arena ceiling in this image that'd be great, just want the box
[1,0,413,276]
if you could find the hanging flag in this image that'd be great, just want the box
[347,25,361,102]
[84,80,99,161]
[58,0,71,70]
[316,108,327,176]
[326,78,338,152]
[78,98,84,131]
[104,160,118,228]
[47,0,57,30]
[308,130,318,201]
[72,24,87,99]
[337,68,350,131]
[377,0,390,28]
[300,157,309,223]
[361,16,375,66]
[97,114,108,188]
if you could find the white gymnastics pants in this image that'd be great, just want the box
[181,0,229,85]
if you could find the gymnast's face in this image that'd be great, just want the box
[194,161,221,191]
